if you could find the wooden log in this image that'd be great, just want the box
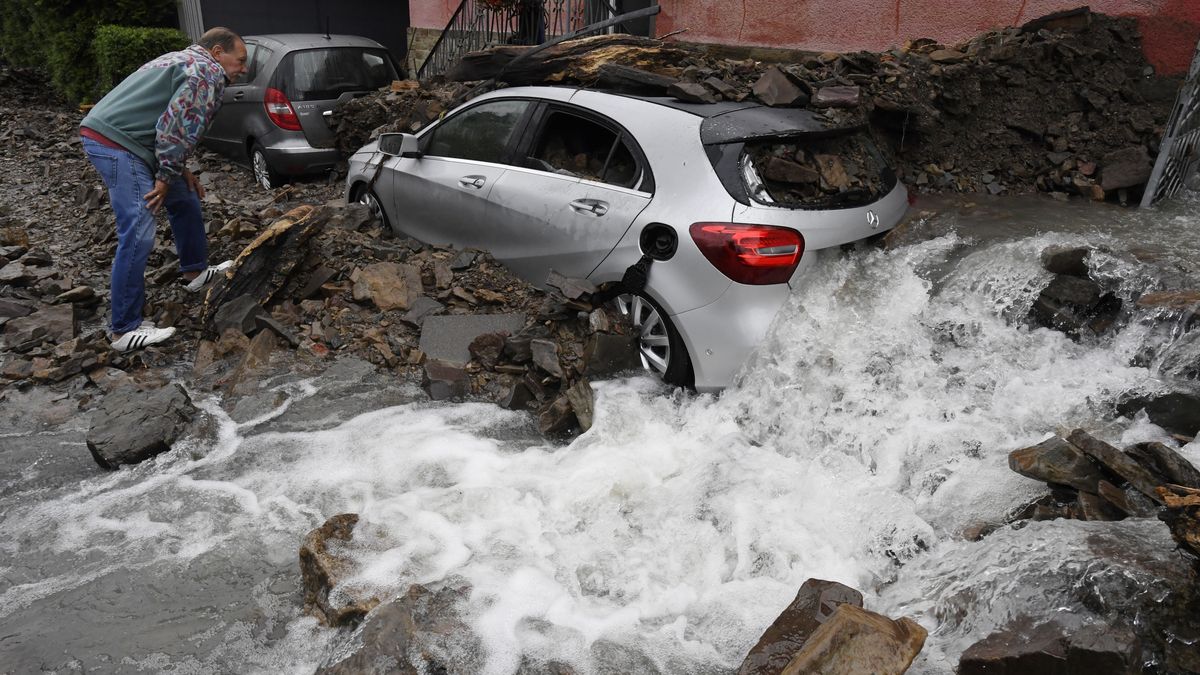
[1157,484,1200,561]
[594,63,678,95]
[201,205,331,326]
[445,34,690,87]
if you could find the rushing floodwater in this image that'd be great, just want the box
[2,192,1199,674]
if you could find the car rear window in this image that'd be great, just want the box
[273,47,397,101]
[740,131,896,209]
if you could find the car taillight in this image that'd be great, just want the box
[264,87,302,131]
[689,222,804,285]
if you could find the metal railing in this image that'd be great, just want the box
[417,0,626,81]
[1142,38,1200,207]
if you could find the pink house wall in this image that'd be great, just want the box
[411,0,1200,74]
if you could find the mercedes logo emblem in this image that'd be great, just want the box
[866,210,880,229]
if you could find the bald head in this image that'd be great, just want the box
[198,27,247,80]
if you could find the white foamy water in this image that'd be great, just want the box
[2,195,1198,673]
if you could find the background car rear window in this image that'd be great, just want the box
[424,100,530,164]
[274,48,397,102]
[528,111,640,189]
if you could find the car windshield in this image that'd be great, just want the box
[274,47,397,102]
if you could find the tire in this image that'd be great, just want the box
[250,143,284,190]
[351,183,390,228]
[614,292,693,387]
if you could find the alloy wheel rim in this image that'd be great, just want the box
[252,151,271,190]
[358,190,382,222]
[615,294,670,376]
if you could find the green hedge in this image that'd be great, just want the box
[95,24,191,95]
[0,0,179,103]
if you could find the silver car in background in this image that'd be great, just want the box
[205,34,400,189]
[346,86,909,391]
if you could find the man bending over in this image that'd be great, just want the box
[81,27,248,351]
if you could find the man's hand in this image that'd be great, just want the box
[183,168,206,199]
[143,180,169,213]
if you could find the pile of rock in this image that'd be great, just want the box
[1009,429,1199,532]
[191,203,641,440]
[326,80,472,156]
[332,9,1176,203]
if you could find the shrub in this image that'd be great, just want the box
[0,0,179,103]
[95,24,191,94]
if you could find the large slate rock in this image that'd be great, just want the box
[1067,429,1166,504]
[583,332,641,377]
[959,618,1068,675]
[1067,623,1143,675]
[960,618,1143,675]
[1125,441,1200,488]
[422,359,468,401]
[752,66,810,107]
[315,583,481,675]
[3,304,77,352]
[778,604,926,675]
[1099,146,1152,191]
[1040,246,1091,278]
[738,579,863,675]
[1028,274,1121,338]
[1009,436,1105,493]
[352,262,419,312]
[1117,391,1200,438]
[419,313,526,365]
[300,513,379,627]
[811,85,861,108]
[85,383,198,469]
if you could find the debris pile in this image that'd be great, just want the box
[195,203,641,439]
[331,9,1178,203]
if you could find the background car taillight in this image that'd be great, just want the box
[689,222,804,285]
[264,87,302,131]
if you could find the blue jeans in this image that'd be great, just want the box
[82,138,209,334]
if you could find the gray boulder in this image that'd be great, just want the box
[85,383,198,469]
[315,583,481,675]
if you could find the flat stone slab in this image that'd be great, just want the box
[418,313,526,365]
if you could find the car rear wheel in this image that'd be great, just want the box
[352,184,389,228]
[614,293,693,387]
[251,143,283,190]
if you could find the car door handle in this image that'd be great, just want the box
[459,176,487,189]
[569,199,609,216]
[232,91,244,100]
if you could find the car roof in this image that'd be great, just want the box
[243,34,387,51]
[472,86,851,143]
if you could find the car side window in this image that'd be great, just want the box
[423,100,530,164]
[526,110,641,189]
[248,46,273,83]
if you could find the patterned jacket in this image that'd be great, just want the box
[82,45,228,183]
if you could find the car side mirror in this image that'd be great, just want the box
[378,133,422,159]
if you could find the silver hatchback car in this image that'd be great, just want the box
[205,34,401,189]
[346,86,908,391]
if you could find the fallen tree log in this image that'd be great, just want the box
[201,205,330,326]
[445,34,691,88]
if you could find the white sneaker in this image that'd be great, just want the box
[185,260,233,293]
[111,324,176,352]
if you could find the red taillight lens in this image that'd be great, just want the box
[264,87,302,131]
[689,222,804,285]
